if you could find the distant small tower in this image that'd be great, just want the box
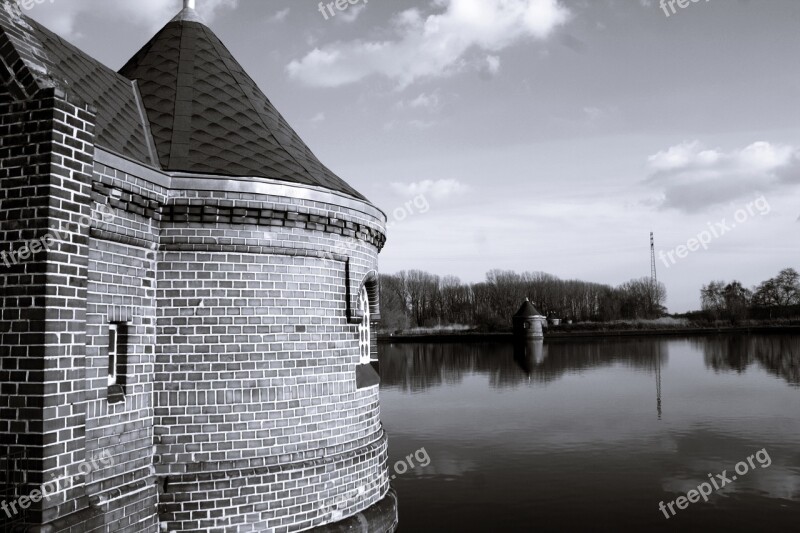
[513,298,546,339]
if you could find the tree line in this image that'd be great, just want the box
[699,268,800,323]
[379,269,667,332]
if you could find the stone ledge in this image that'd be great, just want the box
[159,242,349,262]
[15,481,158,533]
[309,489,398,533]
[157,430,387,485]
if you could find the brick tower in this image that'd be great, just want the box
[0,0,395,531]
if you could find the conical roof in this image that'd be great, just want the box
[119,6,366,200]
[514,299,543,318]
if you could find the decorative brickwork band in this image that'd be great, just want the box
[162,202,386,251]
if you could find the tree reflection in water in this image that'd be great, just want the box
[379,335,800,392]
[696,335,800,386]
[379,338,670,391]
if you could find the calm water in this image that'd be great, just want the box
[380,335,800,532]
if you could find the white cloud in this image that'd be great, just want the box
[269,8,290,23]
[583,106,606,121]
[25,0,238,40]
[480,54,502,78]
[390,179,470,200]
[399,91,442,111]
[646,141,800,212]
[287,0,569,88]
[408,119,437,130]
[383,118,438,130]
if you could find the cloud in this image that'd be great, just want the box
[269,8,290,23]
[479,54,501,79]
[383,119,439,131]
[398,91,442,111]
[583,106,606,121]
[646,141,800,212]
[310,112,326,123]
[390,179,470,200]
[287,0,569,88]
[408,119,437,130]
[25,0,238,40]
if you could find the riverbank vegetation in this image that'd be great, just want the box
[692,268,800,325]
[379,268,800,334]
[379,269,666,333]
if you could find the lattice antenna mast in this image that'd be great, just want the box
[652,232,662,420]
[650,232,657,287]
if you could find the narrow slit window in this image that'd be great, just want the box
[108,324,118,386]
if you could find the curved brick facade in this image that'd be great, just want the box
[0,1,395,529]
[153,186,390,531]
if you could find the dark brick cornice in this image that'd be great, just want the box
[163,203,386,251]
[90,180,386,251]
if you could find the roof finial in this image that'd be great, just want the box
[172,0,204,22]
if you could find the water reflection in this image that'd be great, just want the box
[380,335,800,532]
[693,335,800,386]
[380,335,800,391]
[380,337,670,391]
[658,428,800,503]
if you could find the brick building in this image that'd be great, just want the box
[0,0,395,531]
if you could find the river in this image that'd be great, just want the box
[380,335,800,532]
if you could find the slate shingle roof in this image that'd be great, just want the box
[515,300,544,318]
[0,4,367,201]
[23,18,157,166]
[119,8,366,200]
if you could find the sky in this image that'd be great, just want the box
[23,0,800,312]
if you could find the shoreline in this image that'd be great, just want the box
[378,325,800,343]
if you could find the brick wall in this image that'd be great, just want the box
[1,84,163,531]
[0,88,94,528]
[78,161,168,533]
[2,99,392,533]
[2,11,392,527]
[154,189,389,531]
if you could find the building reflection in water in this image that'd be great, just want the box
[379,337,671,391]
[512,339,546,377]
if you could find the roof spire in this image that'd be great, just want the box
[172,0,205,23]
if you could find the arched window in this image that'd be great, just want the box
[358,285,371,365]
